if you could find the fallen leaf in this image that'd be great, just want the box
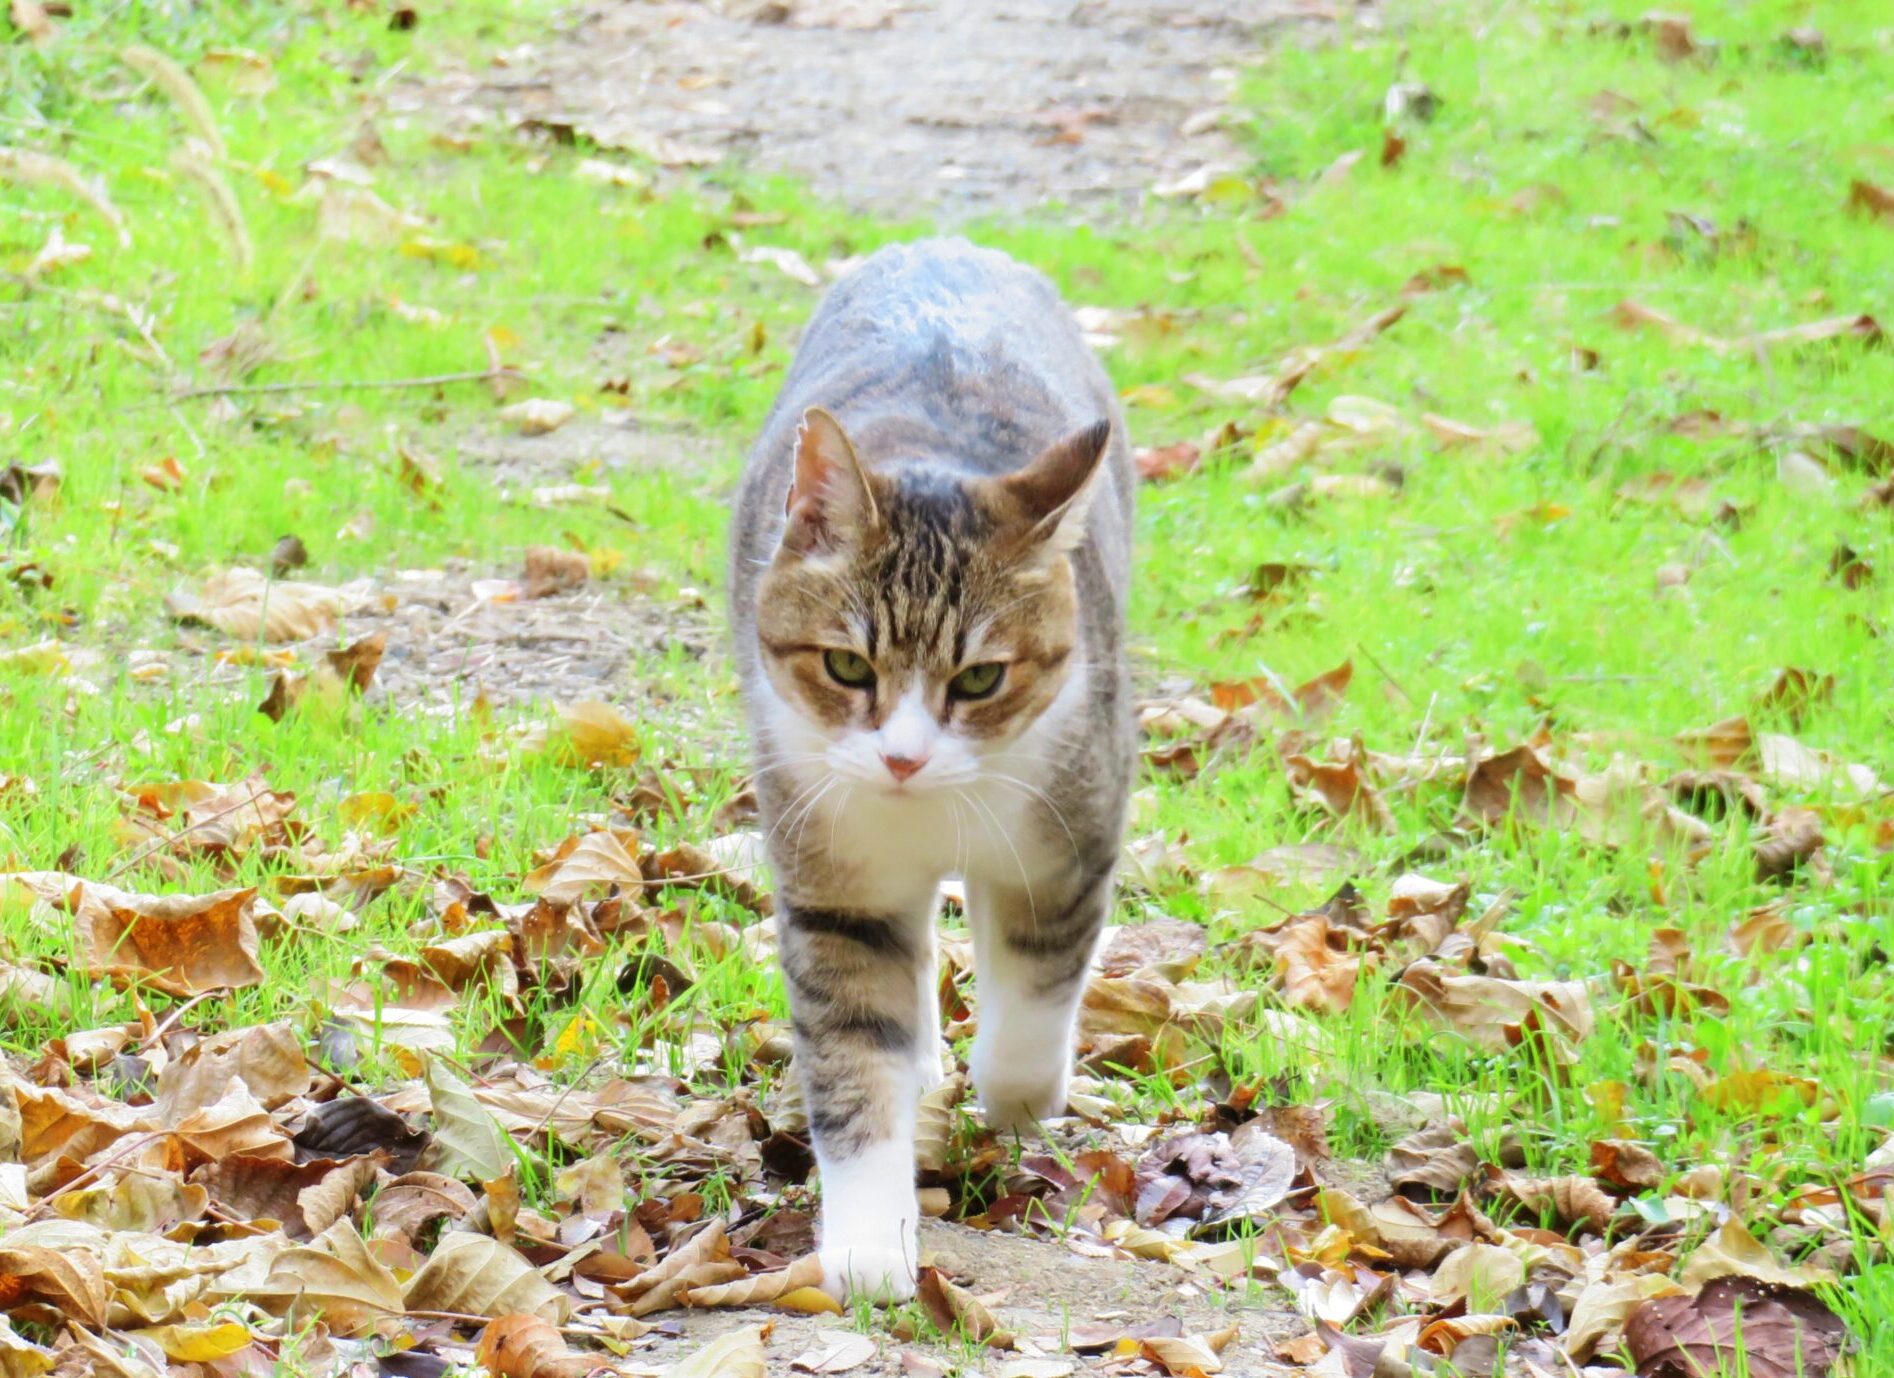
[475,1313,594,1378]
[405,1232,569,1322]
[1847,179,1894,224]
[423,1058,515,1182]
[916,1267,1013,1347]
[1625,1276,1845,1378]
[791,1334,878,1373]
[665,1324,768,1378]
[76,888,266,997]
[499,399,575,435]
[1678,1217,1837,1291]
[164,568,356,641]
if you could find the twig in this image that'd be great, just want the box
[169,366,523,402]
[18,1131,168,1221]
[136,989,216,1053]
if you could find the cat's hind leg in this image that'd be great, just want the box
[965,863,1111,1133]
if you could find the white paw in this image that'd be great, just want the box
[915,1046,948,1095]
[819,1243,918,1305]
[971,1058,1067,1133]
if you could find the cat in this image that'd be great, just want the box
[729,237,1134,1303]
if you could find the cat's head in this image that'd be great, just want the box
[755,407,1109,794]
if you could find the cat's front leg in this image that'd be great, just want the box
[965,865,1111,1132]
[780,896,933,1303]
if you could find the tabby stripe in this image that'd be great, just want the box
[787,905,913,958]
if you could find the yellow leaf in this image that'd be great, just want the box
[132,1322,252,1361]
[339,791,415,835]
[548,1011,602,1066]
[774,1286,843,1315]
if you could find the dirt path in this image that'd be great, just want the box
[411,0,1321,218]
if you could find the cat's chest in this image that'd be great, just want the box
[812,778,1054,885]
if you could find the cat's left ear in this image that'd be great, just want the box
[996,418,1112,553]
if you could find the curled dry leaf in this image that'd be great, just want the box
[499,398,576,435]
[524,830,644,904]
[682,1252,824,1307]
[544,700,641,769]
[193,1151,385,1239]
[1625,1276,1846,1378]
[615,1219,744,1316]
[475,1312,596,1378]
[1485,1171,1616,1234]
[915,1268,1013,1348]
[1678,1217,1837,1291]
[292,1095,431,1172]
[77,888,266,997]
[1396,959,1595,1053]
[164,568,357,642]
[254,1218,404,1333]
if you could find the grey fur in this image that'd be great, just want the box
[727,238,1135,1297]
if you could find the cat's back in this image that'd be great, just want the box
[761,238,1120,467]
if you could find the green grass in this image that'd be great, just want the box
[4,0,1892,1366]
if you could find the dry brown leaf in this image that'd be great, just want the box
[156,1019,310,1119]
[1591,1139,1665,1191]
[0,1243,109,1327]
[1625,1276,1846,1378]
[521,546,589,598]
[1396,959,1595,1053]
[1564,1270,1687,1360]
[1851,179,1894,223]
[1486,1172,1616,1233]
[171,1081,294,1166]
[405,1232,570,1322]
[683,1253,824,1307]
[369,1171,478,1243]
[1678,1217,1837,1291]
[1283,751,1396,831]
[475,1313,595,1378]
[546,700,640,768]
[915,1267,1014,1348]
[523,830,645,904]
[76,887,265,997]
[164,568,356,641]
[193,1152,384,1238]
[1386,1124,1478,1197]
[1367,1193,1496,1268]
[666,1324,769,1378]
[1431,1244,1525,1307]
[1268,915,1366,1015]
[614,1219,742,1316]
[253,1218,404,1333]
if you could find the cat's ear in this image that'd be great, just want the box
[782,407,879,554]
[997,418,1112,553]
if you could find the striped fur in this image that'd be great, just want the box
[728,239,1134,1303]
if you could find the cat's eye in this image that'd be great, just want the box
[948,662,1005,701]
[823,649,877,689]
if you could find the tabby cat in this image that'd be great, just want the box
[729,238,1134,1302]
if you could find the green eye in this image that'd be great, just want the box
[949,662,1005,700]
[823,649,876,688]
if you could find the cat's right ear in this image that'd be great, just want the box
[782,407,879,555]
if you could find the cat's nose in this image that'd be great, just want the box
[880,752,927,783]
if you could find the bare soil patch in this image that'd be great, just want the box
[404,0,1319,218]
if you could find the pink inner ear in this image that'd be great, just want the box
[783,408,873,551]
[1008,419,1112,525]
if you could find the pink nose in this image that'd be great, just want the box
[881,753,926,782]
